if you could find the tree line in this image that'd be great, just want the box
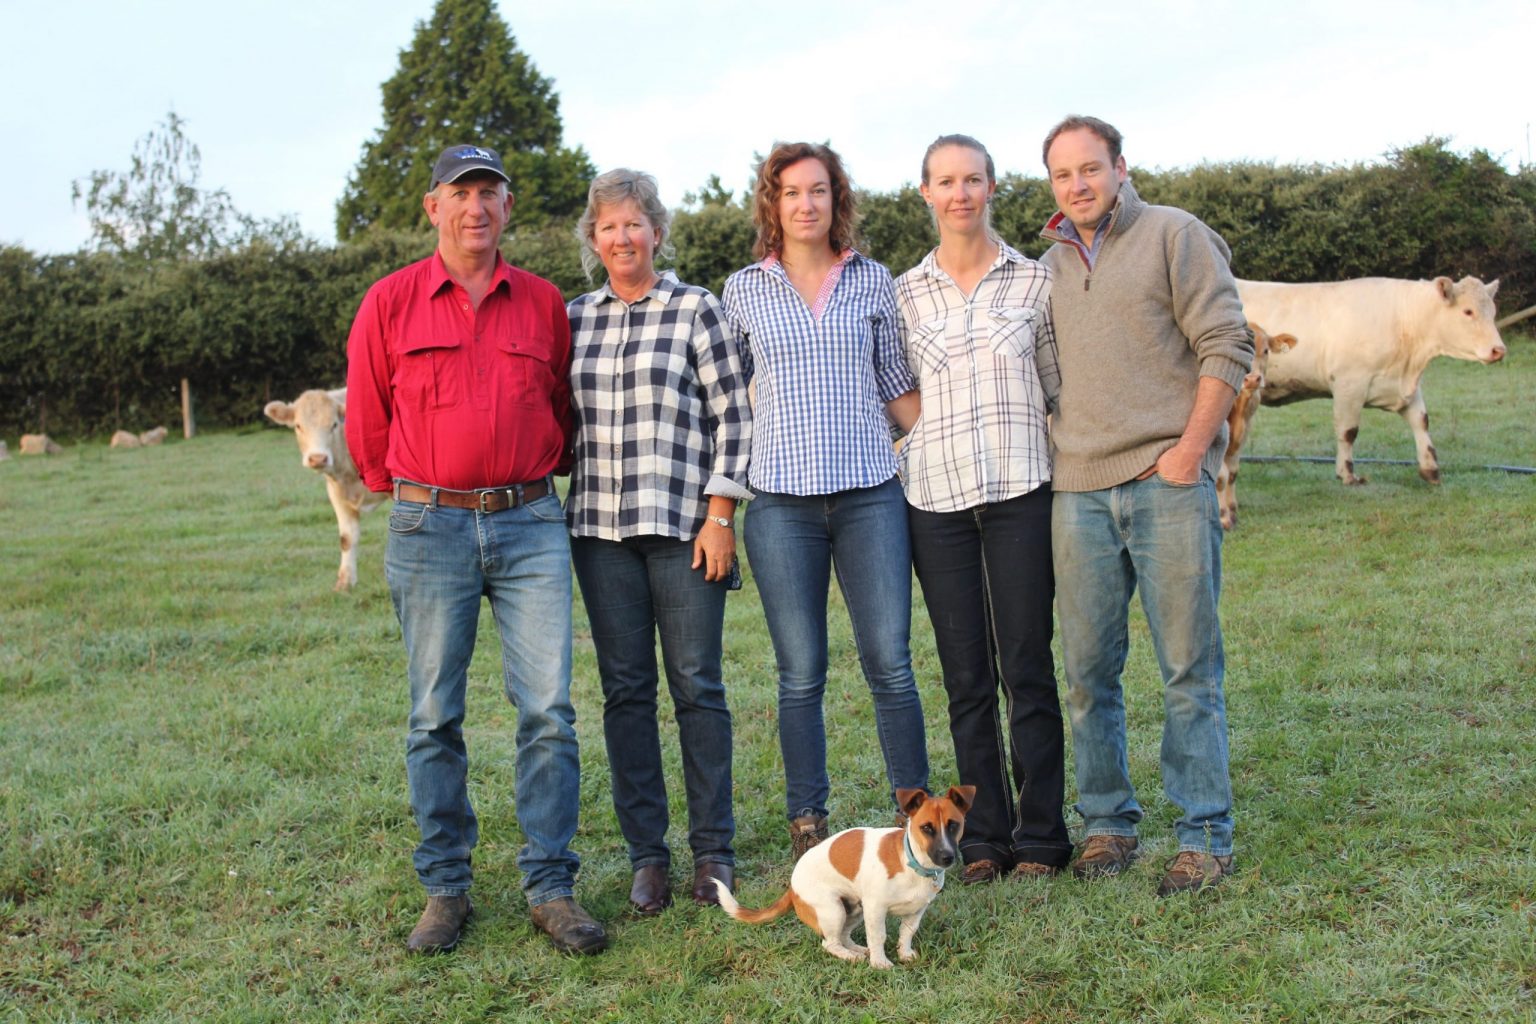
[3,0,1532,438]
[4,138,1533,439]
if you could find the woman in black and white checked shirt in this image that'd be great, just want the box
[566,169,752,915]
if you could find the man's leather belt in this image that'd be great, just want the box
[393,479,551,512]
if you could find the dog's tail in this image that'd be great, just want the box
[713,879,795,925]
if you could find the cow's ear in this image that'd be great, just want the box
[264,401,296,426]
[327,388,347,415]
[1273,332,1298,351]
[1435,276,1455,303]
[1485,278,1500,298]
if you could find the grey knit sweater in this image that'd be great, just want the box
[1040,181,1253,493]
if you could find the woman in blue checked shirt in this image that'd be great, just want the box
[566,169,753,914]
[720,141,928,863]
[894,135,1071,884]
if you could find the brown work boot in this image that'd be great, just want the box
[1071,835,1140,879]
[961,859,1005,885]
[628,864,672,916]
[1156,851,1233,896]
[405,894,472,954]
[529,897,608,955]
[789,814,829,862]
[691,862,733,906]
[1011,861,1062,880]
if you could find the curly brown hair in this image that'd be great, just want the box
[750,142,857,260]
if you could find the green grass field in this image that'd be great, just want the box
[3,340,1533,1023]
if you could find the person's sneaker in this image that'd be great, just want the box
[529,897,608,955]
[961,859,1005,885]
[790,814,829,862]
[1071,835,1139,879]
[405,894,472,954]
[1156,851,1232,896]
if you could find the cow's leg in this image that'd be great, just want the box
[1330,390,1368,485]
[1216,452,1238,529]
[1400,389,1440,484]
[326,477,361,590]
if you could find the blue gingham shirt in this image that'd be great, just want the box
[720,251,917,495]
[566,272,753,541]
[895,243,1059,514]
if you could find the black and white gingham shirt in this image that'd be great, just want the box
[894,243,1060,514]
[566,272,753,541]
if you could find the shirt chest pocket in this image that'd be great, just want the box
[906,318,949,375]
[493,333,557,404]
[393,336,465,411]
[987,307,1038,361]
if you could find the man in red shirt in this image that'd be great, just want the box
[346,144,606,955]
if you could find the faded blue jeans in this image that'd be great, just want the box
[744,477,929,821]
[385,491,582,906]
[1052,473,1234,856]
[571,534,734,872]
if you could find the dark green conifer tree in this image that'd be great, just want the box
[335,0,593,240]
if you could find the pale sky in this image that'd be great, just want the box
[3,0,1532,255]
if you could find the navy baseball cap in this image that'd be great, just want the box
[430,144,510,188]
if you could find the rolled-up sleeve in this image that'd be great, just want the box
[344,283,395,493]
[693,292,754,502]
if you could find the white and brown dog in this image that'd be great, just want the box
[714,786,975,969]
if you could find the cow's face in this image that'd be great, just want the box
[264,389,347,473]
[1436,276,1506,364]
[1244,323,1298,391]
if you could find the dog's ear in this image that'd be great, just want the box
[945,785,977,814]
[896,788,928,815]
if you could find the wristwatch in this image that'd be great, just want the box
[707,515,734,529]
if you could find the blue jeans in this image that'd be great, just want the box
[384,491,582,906]
[571,534,734,871]
[908,485,1071,869]
[1052,474,1233,856]
[744,477,928,819]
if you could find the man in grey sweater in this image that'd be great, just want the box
[1038,115,1253,896]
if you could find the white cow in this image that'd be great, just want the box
[264,388,385,591]
[139,426,168,446]
[1236,276,1505,485]
[109,430,141,449]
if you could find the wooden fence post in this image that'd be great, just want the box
[181,378,196,439]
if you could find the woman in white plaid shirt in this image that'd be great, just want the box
[720,142,929,862]
[566,169,753,915]
[894,135,1071,884]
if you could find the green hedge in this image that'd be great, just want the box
[4,139,1531,438]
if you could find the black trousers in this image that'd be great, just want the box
[908,484,1071,868]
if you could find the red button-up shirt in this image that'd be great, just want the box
[345,252,574,493]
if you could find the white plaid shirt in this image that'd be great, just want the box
[721,251,917,495]
[894,243,1060,514]
[566,272,753,541]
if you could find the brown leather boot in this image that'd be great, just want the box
[405,894,472,954]
[529,897,608,955]
[1071,835,1140,879]
[628,864,672,916]
[691,862,733,906]
[789,814,828,862]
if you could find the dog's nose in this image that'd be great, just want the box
[934,849,955,868]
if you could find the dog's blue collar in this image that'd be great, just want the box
[904,832,946,888]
